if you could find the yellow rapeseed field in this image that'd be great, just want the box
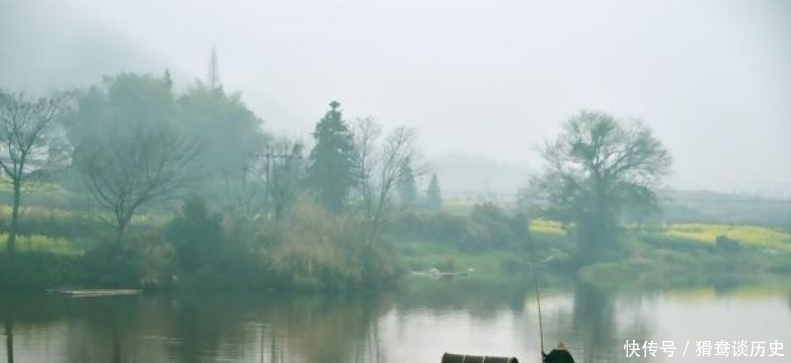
[0,233,81,255]
[529,219,565,236]
[664,223,791,252]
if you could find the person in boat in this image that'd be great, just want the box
[542,342,575,363]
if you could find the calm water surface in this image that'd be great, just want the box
[2,282,789,363]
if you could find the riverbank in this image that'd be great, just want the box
[395,222,791,292]
[1,200,790,294]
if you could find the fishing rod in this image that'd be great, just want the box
[520,213,555,359]
[531,259,545,354]
[530,254,555,353]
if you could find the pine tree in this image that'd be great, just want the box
[307,101,355,213]
[427,174,443,211]
[163,68,173,89]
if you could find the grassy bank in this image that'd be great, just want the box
[395,221,791,292]
[578,224,791,290]
[2,196,790,294]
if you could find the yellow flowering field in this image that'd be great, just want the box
[664,223,791,252]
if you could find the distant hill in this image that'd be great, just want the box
[426,153,529,202]
[662,189,791,230]
[665,189,780,202]
[0,0,164,93]
[422,155,790,230]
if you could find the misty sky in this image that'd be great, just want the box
[2,0,790,195]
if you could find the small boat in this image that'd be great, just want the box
[442,353,519,363]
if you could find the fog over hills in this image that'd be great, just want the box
[2,0,789,198]
[0,1,160,92]
[427,154,529,201]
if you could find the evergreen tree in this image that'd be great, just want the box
[163,68,173,89]
[427,174,443,210]
[307,101,355,213]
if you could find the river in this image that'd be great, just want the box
[2,281,789,363]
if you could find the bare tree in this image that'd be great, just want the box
[0,89,69,255]
[75,127,202,243]
[223,154,267,218]
[221,137,304,220]
[352,118,426,241]
[526,110,671,265]
[223,145,268,218]
[265,137,305,221]
[352,118,382,221]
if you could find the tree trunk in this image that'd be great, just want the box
[4,181,21,287]
[4,315,13,363]
[112,325,121,363]
[5,180,21,255]
[115,212,131,245]
[108,216,129,267]
[115,223,126,245]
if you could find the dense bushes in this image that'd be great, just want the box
[5,195,787,293]
[78,230,175,288]
[0,195,408,292]
[166,197,224,274]
[714,235,741,253]
[0,252,83,290]
[390,203,528,251]
[0,206,102,240]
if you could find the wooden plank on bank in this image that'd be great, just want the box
[46,289,142,297]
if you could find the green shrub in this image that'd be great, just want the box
[166,196,224,274]
[390,204,526,251]
[715,235,742,253]
[0,252,83,291]
[437,256,456,272]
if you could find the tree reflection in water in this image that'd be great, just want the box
[0,293,393,363]
[553,283,652,363]
[571,283,617,363]
[3,299,13,363]
[272,293,390,363]
[0,284,661,363]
